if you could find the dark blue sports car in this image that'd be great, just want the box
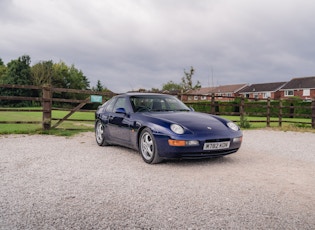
[95,93,242,164]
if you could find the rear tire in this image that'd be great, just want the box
[139,128,162,164]
[95,120,109,146]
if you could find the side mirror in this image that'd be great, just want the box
[189,106,195,111]
[115,107,126,114]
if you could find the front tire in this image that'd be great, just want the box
[95,120,109,146]
[139,128,162,164]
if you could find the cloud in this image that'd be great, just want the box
[1,0,315,92]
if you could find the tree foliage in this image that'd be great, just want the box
[181,66,201,92]
[162,66,201,92]
[0,55,93,106]
[50,61,90,89]
[4,55,32,85]
[92,80,111,92]
[1,55,201,101]
[31,60,53,86]
[0,58,6,84]
[0,56,90,90]
[162,80,182,92]
[1,55,33,106]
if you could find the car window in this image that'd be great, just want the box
[104,98,116,112]
[164,98,185,110]
[112,97,126,112]
[130,95,190,112]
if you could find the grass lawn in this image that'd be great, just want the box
[0,108,94,136]
[221,115,315,132]
[0,108,314,136]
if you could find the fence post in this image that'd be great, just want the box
[240,96,244,120]
[266,97,270,127]
[42,85,52,130]
[211,93,215,114]
[312,99,315,129]
[279,99,282,127]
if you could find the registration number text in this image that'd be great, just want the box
[203,141,230,150]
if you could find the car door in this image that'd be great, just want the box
[107,97,132,145]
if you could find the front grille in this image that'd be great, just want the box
[180,148,238,159]
[204,138,230,143]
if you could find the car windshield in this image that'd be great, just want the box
[130,95,190,113]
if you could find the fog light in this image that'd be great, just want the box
[186,140,199,146]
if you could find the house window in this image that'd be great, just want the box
[263,92,271,98]
[284,90,294,97]
[253,93,258,99]
[188,96,193,101]
[201,96,207,100]
[303,89,310,96]
[194,96,198,100]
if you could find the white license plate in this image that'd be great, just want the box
[203,141,230,150]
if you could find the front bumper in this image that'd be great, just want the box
[154,134,242,159]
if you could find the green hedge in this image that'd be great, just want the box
[185,98,312,118]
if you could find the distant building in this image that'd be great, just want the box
[183,84,248,101]
[238,82,287,100]
[279,76,315,100]
[210,84,248,101]
[182,87,215,101]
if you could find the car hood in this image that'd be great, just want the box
[144,111,231,134]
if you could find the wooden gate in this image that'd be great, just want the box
[0,84,115,130]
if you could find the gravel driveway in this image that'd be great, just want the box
[1,130,315,229]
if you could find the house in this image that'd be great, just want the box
[182,87,215,101]
[279,76,315,100]
[238,82,287,100]
[183,84,248,101]
[209,84,248,101]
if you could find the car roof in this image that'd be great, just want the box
[119,92,173,97]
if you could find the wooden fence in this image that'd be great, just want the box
[183,94,315,128]
[0,84,114,130]
[1,84,315,130]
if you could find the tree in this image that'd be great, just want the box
[4,55,32,85]
[51,61,68,88]
[94,80,103,91]
[162,80,182,92]
[161,66,201,92]
[51,61,90,90]
[181,66,201,92]
[31,60,53,86]
[150,88,160,92]
[1,55,33,106]
[92,80,111,92]
[65,64,90,90]
[50,61,91,101]
[0,58,6,84]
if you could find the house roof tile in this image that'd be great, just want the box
[187,84,247,95]
[239,82,287,93]
[186,87,215,95]
[281,76,315,89]
[209,84,248,93]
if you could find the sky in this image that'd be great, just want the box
[1,0,315,93]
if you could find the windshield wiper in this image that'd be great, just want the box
[174,109,190,112]
[151,109,190,112]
